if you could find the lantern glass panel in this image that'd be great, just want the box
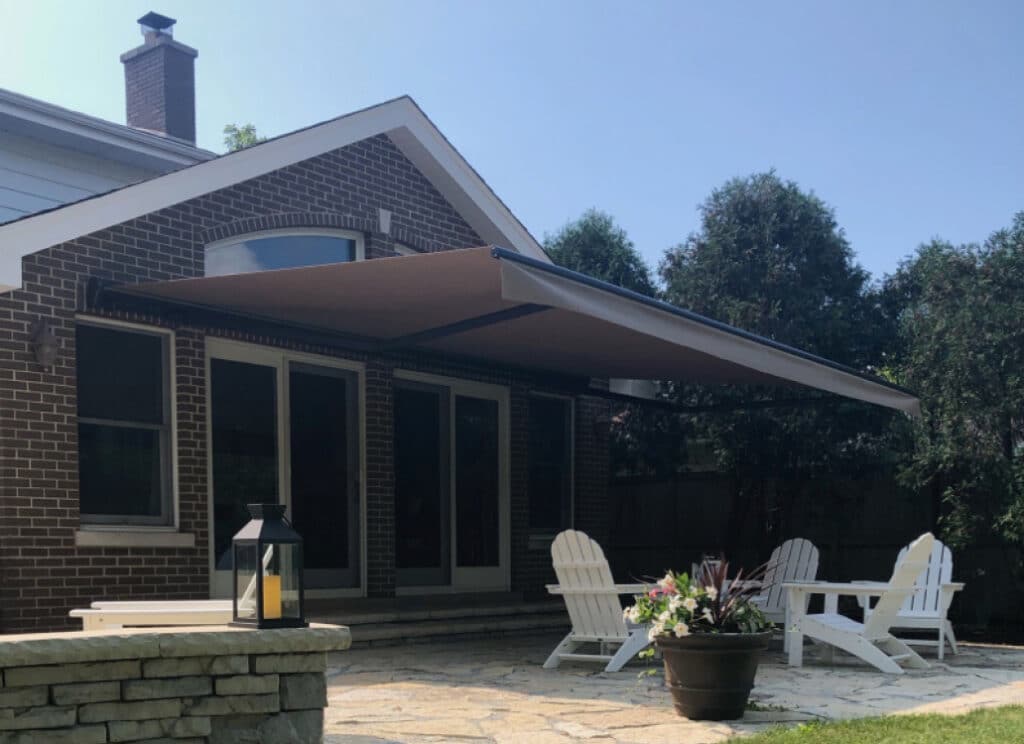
[265,543,303,623]
[234,542,259,622]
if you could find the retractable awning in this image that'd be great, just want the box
[103,246,920,415]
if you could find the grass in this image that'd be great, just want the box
[733,706,1024,743]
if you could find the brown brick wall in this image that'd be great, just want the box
[123,38,198,144]
[364,362,395,598]
[0,133,610,632]
[509,388,531,593]
[574,395,612,547]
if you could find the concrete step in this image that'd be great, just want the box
[341,605,570,647]
[313,599,566,628]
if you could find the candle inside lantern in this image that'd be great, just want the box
[263,575,282,620]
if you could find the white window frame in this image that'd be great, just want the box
[526,392,575,550]
[73,316,181,538]
[205,337,367,600]
[204,228,366,277]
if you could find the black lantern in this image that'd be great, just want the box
[230,503,307,629]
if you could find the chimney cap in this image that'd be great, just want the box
[138,11,176,35]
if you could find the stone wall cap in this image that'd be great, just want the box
[0,624,350,667]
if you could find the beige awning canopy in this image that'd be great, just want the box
[105,246,920,415]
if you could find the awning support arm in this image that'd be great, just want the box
[583,387,845,414]
[380,303,549,350]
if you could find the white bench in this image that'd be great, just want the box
[70,600,232,630]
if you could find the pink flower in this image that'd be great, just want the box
[657,574,678,595]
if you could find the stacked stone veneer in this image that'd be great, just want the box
[0,624,349,743]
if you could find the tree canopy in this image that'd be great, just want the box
[651,172,899,478]
[544,209,656,296]
[661,171,879,367]
[223,123,267,152]
[882,216,1024,549]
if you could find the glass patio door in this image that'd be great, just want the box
[208,340,362,597]
[210,355,280,591]
[394,383,450,586]
[394,374,509,591]
[288,362,359,589]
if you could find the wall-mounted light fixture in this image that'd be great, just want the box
[29,319,60,369]
[378,207,392,236]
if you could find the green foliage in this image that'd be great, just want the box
[881,215,1024,549]
[732,705,1024,743]
[652,172,904,483]
[223,123,267,152]
[661,171,877,364]
[544,209,657,296]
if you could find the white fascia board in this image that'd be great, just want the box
[0,88,214,166]
[0,96,548,292]
[389,105,549,263]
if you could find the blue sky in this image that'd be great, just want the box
[2,1,1021,282]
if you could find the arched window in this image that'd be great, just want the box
[205,228,365,277]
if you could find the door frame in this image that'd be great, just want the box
[205,338,367,599]
[393,369,511,594]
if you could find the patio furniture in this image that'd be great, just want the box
[70,600,232,630]
[755,537,820,624]
[784,532,935,674]
[544,529,650,673]
[855,537,965,660]
[70,546,273,630]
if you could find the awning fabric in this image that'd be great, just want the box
[108,246,920,416]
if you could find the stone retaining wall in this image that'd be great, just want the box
[0,624,349,743]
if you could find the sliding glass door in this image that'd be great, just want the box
[210,357,279,577]
[394,374,509,591]
[289,363,359,590]
[394,383,450,587]
[208,340,362,597]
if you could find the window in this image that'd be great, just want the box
[77,322,172,525]
[527,396,573,532]
[205,229,364,277]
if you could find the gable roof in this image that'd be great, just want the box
[0,96,549,291]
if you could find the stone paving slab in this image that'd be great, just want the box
[323,632,1024,743]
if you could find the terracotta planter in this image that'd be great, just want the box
[655,631,771,720]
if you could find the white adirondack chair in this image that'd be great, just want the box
[544,529,650,673]
[756,538,820,624]
[856,537,964,660]
[798,532,935,674]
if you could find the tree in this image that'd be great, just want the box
[652,172,904,553]
[544,209,656,296]
[661,171,880,366]
[883,217,1024,551]
[223,123,266,152]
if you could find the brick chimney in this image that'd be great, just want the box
[120,12,198,144]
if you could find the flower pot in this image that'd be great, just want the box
[655,631,771,720]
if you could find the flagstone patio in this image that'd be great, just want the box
[323,631,1024,743]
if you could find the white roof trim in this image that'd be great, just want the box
[0,96,549,293]
[0,87,215,165]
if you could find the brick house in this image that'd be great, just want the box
[0,18,919,633]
